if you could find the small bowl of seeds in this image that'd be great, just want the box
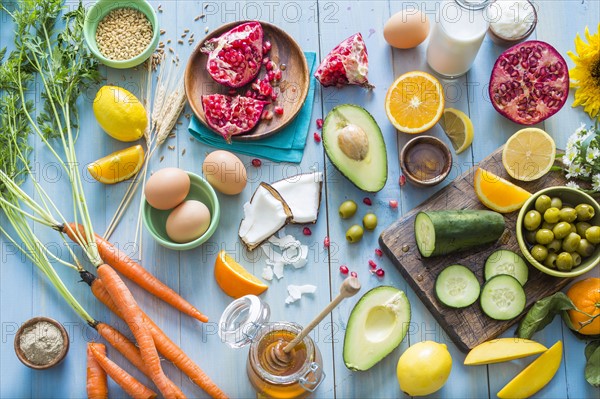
[83,0,159,69]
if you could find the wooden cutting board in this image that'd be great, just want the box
[379,147,571,352]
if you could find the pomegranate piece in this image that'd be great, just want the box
[350,271,358,278]
[316,118,323,129]
[339,265,349,275]
[375,269,385,277]
[315,33,373,89]
[303,227,312,236]
[375,248,383,257]
[389,200,398,209]
[251,158,262,167]
[363,197,372,206]
[368,260,377,269]
[263,40,271,54]
[261,109,274,120]
[201,22,264,88]
[201,94,268,142]
[313,132,321,143]
[274,106,284,115]
[323,236,330,248]
[489,40,569,125]
[399,175,406,186]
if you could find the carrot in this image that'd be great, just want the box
[64,223,208,323]
[91,278,228,399]
[97,264,179,399]
[95,323,186,399]
[89,343,157,399]
[87,343,108,399]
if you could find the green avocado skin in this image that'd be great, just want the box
[323,104,388,193]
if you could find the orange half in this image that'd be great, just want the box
[214,250,268,298]
[474,168,532,213]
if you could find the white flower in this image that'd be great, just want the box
[564,146,578,166]
[587,147,600,163]
[581,165,592,178]
[575,123,587,136]
[593,174,600,192]
[566,181,580,189]
[566,163,582,179]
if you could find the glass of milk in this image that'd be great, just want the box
[426,0,491,78]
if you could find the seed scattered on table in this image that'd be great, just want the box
[96,8,153,61]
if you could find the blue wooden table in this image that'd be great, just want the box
[1,1,599,398]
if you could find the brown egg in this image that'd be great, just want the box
[166,200,211,243]
[384,10,430,49]
[144,168,190,210]
[202,150,247,195]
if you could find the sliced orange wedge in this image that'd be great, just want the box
[474,168,532,213]
[214,250,268,298]
[87,145,144,184]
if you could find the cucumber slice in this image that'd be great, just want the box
[484,249,529,286]
[435,265,480,308]
[480,275,526,320]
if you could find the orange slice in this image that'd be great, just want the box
[474,168,532,213]
[502,128,556,181]
[87,145,145,184]
[385,71,445,134]
[214,250,268,298]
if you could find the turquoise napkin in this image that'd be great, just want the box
[188,52,317,164]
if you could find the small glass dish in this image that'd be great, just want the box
[399,136,453,187]
[487,0,538,46]
[14,317,69,370]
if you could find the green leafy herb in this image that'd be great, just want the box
[517,292,576,339]
[585,340,600,387]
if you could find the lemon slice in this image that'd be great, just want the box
[385,71,445,134]
[87,145,145,184]
[214,250,268,298]
[439,108,474,154]
[502,128,556,181]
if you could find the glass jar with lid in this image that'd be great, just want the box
[219,295,325,398]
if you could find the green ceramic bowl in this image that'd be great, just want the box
[516,186,600,278]
[142,172,220,250]
[83,0,159,69]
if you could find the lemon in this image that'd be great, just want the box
[87,145,145,184]
[439,108,474,154]
[93,86,148,142]
[397,341,452,396]
[502,128,556,181]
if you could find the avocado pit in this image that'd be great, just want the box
[337,124,369,161]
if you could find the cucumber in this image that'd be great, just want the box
[414,210,505,257]
[480,275,526,320]
[435,265,480,308]
[484,249,529,286]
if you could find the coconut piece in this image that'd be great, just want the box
[262,266,274,281]
[272,263,285,279]
[239,182,293,251]
[271,172,323,224]
[285,284,317,304]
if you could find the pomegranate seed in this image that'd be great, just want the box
[324,237,330,248]
[350,271,358,278]
[368,260,377,269]
[363,197,372,206]
[375,269,385,277]
[270,92,278,101]
[389,200,398,209]
[263,40,271,52]
[375,248,383,257]
[313,132,321,143]
[274,70,282,80]
[399,175,406,186]
[251,82,260,92]
[274,106,284,115]
[252,158,262,167]
[316,118,324,129]
[261,110,274,120]
[266,61,275,71]
[228,89,237,96]
[245,90,253,97]
[262,57,270,65]
[339,265,349,275]
[303,227,312,236]
[267,71,275,81]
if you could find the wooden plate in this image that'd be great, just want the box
[184,21,310,141]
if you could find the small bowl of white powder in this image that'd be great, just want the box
[487,0,537,46]
[14,317,69,370]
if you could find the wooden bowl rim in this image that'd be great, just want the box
[14,316,70,370]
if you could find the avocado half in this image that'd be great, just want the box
[343,286,411,371]
[323,104,388,192]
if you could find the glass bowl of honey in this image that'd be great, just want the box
[399,135,453,187]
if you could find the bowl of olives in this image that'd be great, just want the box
[517,186,600,277]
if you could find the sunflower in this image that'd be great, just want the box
[567,23,600,119]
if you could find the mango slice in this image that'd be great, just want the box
[464,338,547,365]
[497,341,563,399]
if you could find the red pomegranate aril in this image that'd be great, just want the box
[339,265,349,275]
[316,118,323,129]
[313,132,321,143]
[375,269,385,277]
[274,106,284,115]
[266,61,275,71]
[263,40,271,54]
[251,82,260,92]
[389,200,399,209]
[261,110,274,120]
[266,71,275,82]
[324,236,330,248]
[303,227,312,236]
[363,197,372,206]
[274,70,282,80]
[252,158,262,167]
[262,57,270,65]
[270,92,278,101]
[375,248,383,257]
[368,260,377,269]
[350,271,358,278]
[399,175,406,186]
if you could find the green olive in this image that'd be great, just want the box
[556,252,574,271]
[547,239,562,253]
[535,229,555,245]
[552,222,572,240]
[524,210,542,231]
[550,197,563,209]
[570,224,577,234]
[570,252,582,267]
[339,200,358,219]
[524,230,538,244]
[585,226,600,244]
[576,239,596,257]
[541,221,556,231]
[531,245,548,262]
[544,253,558,269]
[576,204,596,221]
[576,222,592,237]
[543,207,561,224]
[535,195,552,214]
[362,213,378,231]
[562,232,582,252]
[345,225,364,243]
[559,207,577,223]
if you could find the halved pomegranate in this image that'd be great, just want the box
[201,94,269,142]
[315,33,373,89]
[489,40,569,125]
[201,22,264,88]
